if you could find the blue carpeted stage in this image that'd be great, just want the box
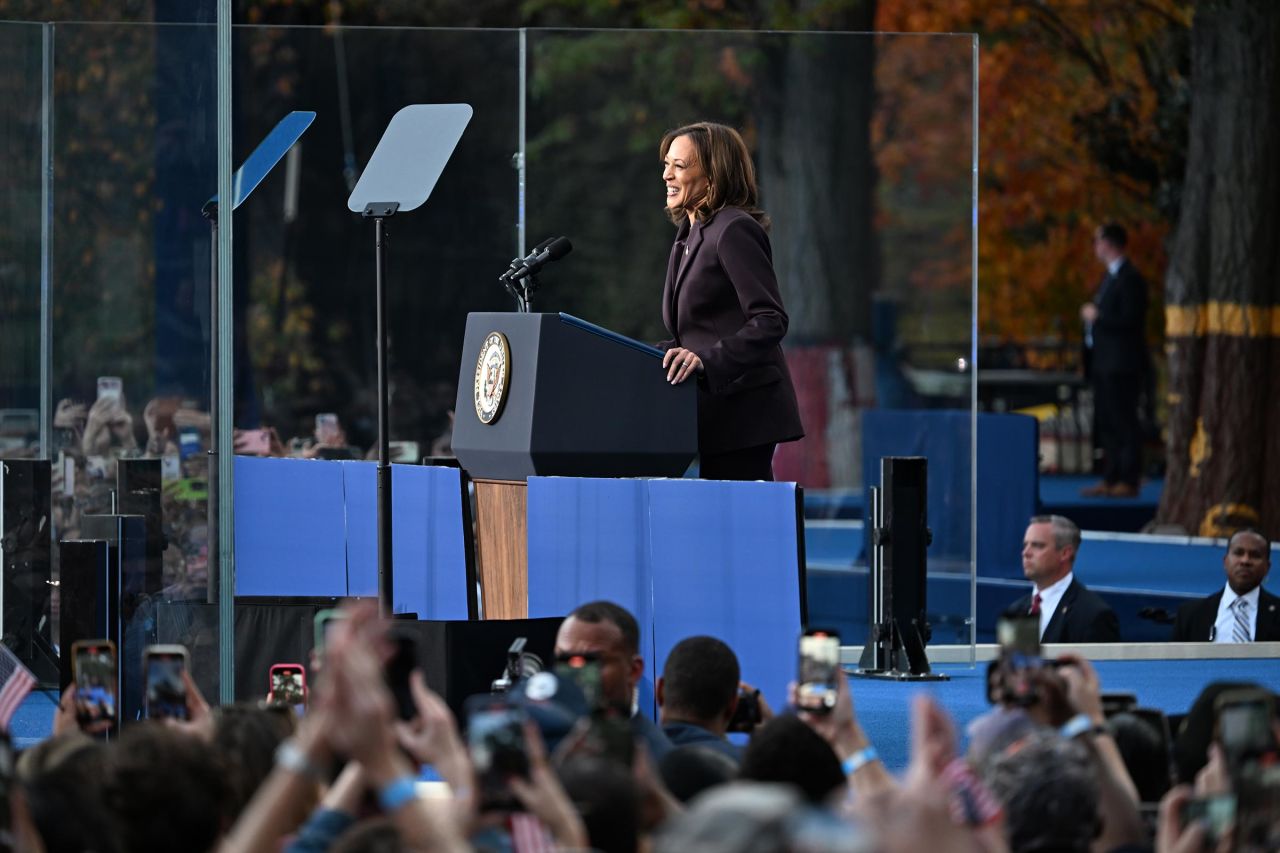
[843,657,1280,771]
[804,520,1280,646]
[1039,474,1164,533]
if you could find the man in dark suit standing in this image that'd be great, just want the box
[1080,223,1148,498]
[1172,529,1279,642]
[1003,514,1120,643]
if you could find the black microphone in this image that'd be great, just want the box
[1138,607,1175,625]
[499,237,557,282]
[509,236,572,280]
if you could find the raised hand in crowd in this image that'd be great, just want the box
[735,679,774,736]
[876,694,1007,853]
[162,669,215,740]
[232,426,286,457]
[509,720,589,849]
[792,668,896,797]
[54,398,87,447]
[1156,785,1232,853]
[82,394,137,457]
[221,602,468,853]
[52,684,114,738]
[394,669,471,791]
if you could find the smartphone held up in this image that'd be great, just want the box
[143,644,190,721]
[268,664,308,714]
[465,695,531,813]
[796,629,841,714]
[72,639,118,734]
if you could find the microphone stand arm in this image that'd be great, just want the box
[515,272,540,313]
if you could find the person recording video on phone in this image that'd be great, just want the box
[81,394,138,459]
[657,635,769,763]
[1002,514,1120,643]
[232,426,286,458]
[656,122,804,481]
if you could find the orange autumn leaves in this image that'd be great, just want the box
[877,0,1188,352]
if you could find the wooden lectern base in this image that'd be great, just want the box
[473,479,528,619]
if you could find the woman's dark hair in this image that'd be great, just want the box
[659,744,738,803]
[212,701,298,822]
[558,755,641,853]
[1106,712,1173,803]
[659,122,769,229]
[105,724,230,853]
[738,714,844,805]
[17,734,121,853]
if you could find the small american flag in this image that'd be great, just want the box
[0,643,36,731]
[941,757,1003,827]
[509,813,555,853]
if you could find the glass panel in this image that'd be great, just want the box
[0,23,52,689]
[525,29,977,657]
[0,23,44,446]
[231,26,521,465]
[47,21,222,718]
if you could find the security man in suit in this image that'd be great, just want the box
[1172,529,1279,642]
[1080,222,1148,498]
[1003,514,1120,643]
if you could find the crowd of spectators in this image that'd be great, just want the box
[3,391,1276,851]
[13,598,1278,853]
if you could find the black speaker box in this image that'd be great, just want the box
[154,598,564,723]
[115,458,164,596]
[60,515,147,720]
[57,538,113,691]
[0,459,56,681]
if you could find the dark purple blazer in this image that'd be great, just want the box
[660,207,804,455]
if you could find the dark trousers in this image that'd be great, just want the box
[1093,370,1142,486]
[699,443,776,481]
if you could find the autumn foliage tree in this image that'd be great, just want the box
[878,0,1190,361]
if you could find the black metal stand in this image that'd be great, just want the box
[498,271,540,313]
[202,203,221,606]
[852,457,948,682]
[345,103,473,618]
[515,272,540,313]
[365,202,399,617]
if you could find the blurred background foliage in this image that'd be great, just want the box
[0,0,1191,454]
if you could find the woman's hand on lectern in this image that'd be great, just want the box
[662,347,703,384]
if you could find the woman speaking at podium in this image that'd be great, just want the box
[658,121,804,481]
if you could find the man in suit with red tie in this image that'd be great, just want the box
[1080,223,1148,498]
[1172,529,1280,642]
[1003,515,1120,643]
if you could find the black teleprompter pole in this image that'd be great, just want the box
[366,203,398,617]
[346,104,473,618]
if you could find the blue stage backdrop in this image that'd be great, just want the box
[233,457,469,619]
[527,478,805,719]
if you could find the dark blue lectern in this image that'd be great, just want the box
[452,312,696,617]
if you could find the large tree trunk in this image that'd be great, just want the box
[756,0,879,342]
[756,3,878,488]
[1158,0,1280,538]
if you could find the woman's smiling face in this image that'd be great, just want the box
[662,134,708,220]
